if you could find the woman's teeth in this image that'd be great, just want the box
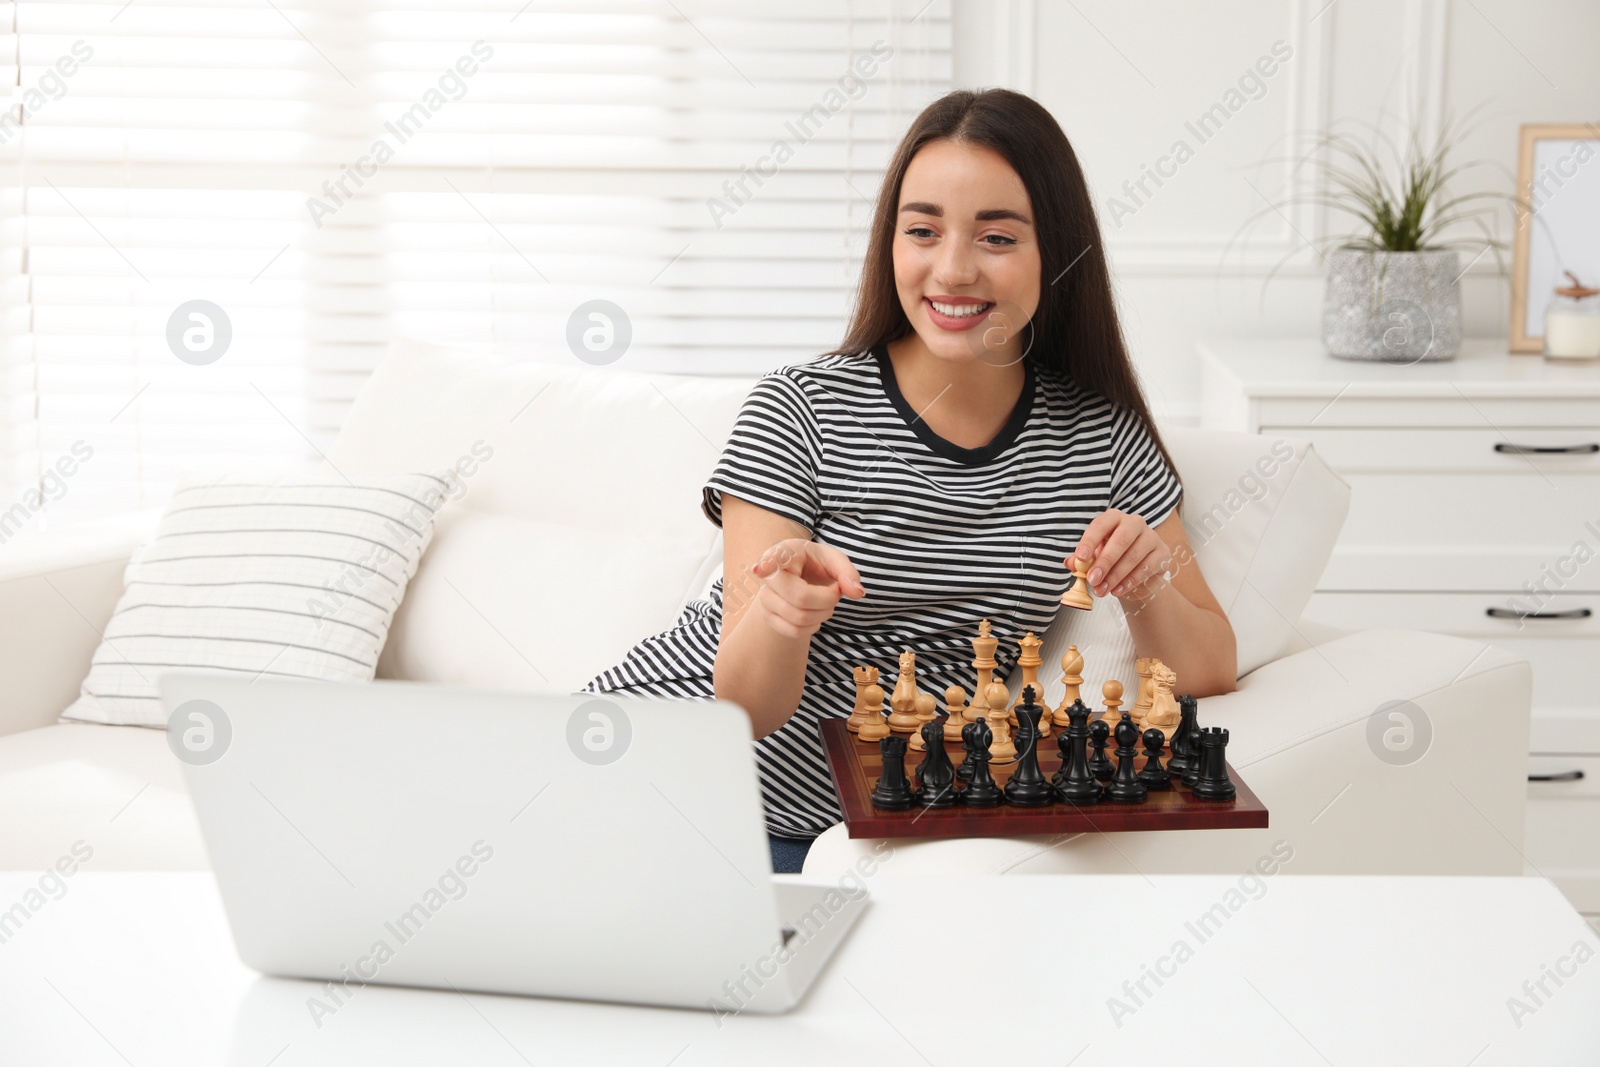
[929,300,991,318]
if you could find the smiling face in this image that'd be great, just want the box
[892,138,1041,366]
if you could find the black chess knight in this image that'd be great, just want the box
[1166,694,1200,779]
[914,719,957,807]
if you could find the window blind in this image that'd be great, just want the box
[0,0,951,531]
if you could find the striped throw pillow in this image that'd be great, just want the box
[60,473,453,728]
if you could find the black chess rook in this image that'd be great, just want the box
[1189,726,1237,802]
[871,735,916,810]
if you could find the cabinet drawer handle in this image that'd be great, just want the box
[1529,769,1586,782]
[1486,607,1593,621]
[1493,442,1600,455]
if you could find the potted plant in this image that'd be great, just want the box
[1237,110,1506,363]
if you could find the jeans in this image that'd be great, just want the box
[768,834,813,874]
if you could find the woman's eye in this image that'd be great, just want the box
[982,233,1017,246]
[903,226,936,239]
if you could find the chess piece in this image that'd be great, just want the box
[942,686,969,742]
[1003,686,1054,806]
[958,718,1002,807]
[1087,718,1114,782]
[1190,727,1237,802]
[1166,695,1200,780]
[1060,554,1095,610]
[887,651,923,733]
[909,713,929,752]
[1145,661,1180,742]
[1137,727,1172,790]
[1104,716,1149,804]
[1050,646,1084,729]
[957,718,982,782]
[914,720,957,807]
[984,681,1016,761]
[1098,679,1124,736]
[1132,658,1155,726]
[1180,703,1205,789]
[847,665,879,733]
[984,681,1012,727]
[914,691,938,726]
[857,684,889,742]
[967,619,999,724]
[1053,700,1102,805]
[1010,632,1052,736]
[871,735,915,810]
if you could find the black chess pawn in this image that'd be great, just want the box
[1003,687,1054,807]
[914,719,957,807]
[1088,718,1114,782]
[1103,716,1149,804]
[1190,727,1237,802]
[1053,700,1102,806]
[1166,694,1200,780]
[958,718,1002,807]
[871,735,916,810]
[1137,727,1172,790]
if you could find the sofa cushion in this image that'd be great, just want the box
[328,339,756,691]
[60,474,449,728]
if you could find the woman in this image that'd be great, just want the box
[582,88,1236,873]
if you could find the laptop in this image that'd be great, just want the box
[159,673,867,1014]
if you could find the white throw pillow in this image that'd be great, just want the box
[60,473,452,728]
[325,339,757,693]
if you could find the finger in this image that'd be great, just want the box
[1069,509,1123,575]
[1105,537,1170,596]
[810,544,866,598]
[1088,518,1144,594]
[1106,545,1162,597]
[751,539,806,580]
[758,565,844,615]
[755,584,827,636]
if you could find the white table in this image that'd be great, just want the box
[2,872,1597,1065]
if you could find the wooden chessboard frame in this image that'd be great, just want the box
[820,718,1269,840]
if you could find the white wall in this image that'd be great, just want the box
[955,0,1600,423]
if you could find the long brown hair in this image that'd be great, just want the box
[829,88,1181,504]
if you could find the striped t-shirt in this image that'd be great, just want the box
[581,342,1183,839]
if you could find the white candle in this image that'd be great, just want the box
[1546,310,1600,360]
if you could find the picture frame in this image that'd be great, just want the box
[1510,122,1600,353]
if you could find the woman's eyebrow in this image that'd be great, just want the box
[898,202,1031,225]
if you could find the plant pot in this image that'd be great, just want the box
[1321,248,1461,362]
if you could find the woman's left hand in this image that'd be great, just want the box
[1066,508,1171,604]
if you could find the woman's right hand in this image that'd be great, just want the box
[748,539,866,639]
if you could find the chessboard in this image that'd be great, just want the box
[820,718,1267,840]
[818,618,1268,841]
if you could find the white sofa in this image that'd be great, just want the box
[0,340,1533,877]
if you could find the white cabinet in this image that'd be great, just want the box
[1198,337,1600,917]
